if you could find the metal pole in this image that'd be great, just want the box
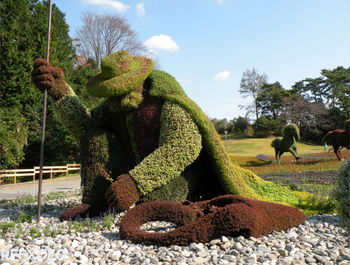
[224,131,227,151]
[37,0,53,223]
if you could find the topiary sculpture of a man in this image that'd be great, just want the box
[32,50,299,221]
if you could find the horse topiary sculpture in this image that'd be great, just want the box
[271,123,300,164]
[321,119,350,161]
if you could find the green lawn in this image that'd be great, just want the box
[221,133,324,156]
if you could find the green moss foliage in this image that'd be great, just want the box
[119,195,307,246]
[80,128,132,204]
[144,70,300,203]
[101,50,134,79]
[139,174,189,203]
[130,101,202,196]
[53,85,91,141]
[282,123,300,138]
[87,56,153,97]
[271,123,300,164]
[332,158,350,231]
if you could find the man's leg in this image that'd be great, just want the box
[61,129,133,220]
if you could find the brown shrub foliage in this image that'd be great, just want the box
[119,195,307,246]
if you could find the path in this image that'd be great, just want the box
[0,176,81,200]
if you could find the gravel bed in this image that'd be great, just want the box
[0,192,349,265]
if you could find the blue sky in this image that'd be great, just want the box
[58,0,349,121]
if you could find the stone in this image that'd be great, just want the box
[233,242,243,251]
[111,251,121,261]
[277,248,288,257]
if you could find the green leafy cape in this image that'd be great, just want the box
[145,70,298,204]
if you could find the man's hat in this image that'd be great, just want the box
[87,50,153,97]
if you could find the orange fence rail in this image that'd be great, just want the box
[0,164,81,184]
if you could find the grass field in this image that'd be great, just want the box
[222,133,349,173]
[221,133,324,156]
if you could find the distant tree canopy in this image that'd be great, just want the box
[210,118,234,134]
[256,82,291,120]
[235,66,349,142]
[291,66,350,124]
[211,116,249,134]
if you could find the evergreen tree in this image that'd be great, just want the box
[1,0,77,169]
[256,82,291,120]
[0,107,28,169]
[292,66,350,120]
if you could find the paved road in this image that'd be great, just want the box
[0,176,81,200]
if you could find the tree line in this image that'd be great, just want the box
[212,66,350,141]
[0,0,146,170]
[1,0,348,170]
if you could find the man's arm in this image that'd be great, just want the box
[32,59,92,141]
[53,84,92,141]
[129,101,202,196]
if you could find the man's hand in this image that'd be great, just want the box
[105,174,140,211]
[31,58,68,100]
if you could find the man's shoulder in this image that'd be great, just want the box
[145,70,186,99]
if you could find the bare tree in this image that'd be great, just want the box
[76,11,156,67]
[285,98,328,141]
[239,68,268,120]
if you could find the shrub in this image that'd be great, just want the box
[120,195,307,246]
[332,158,350,231]
[15,211,33,223]
[244,125,254,138]
[253,130,271,138]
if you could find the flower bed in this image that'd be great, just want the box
[258,170,338,185]
[233,150,350,175]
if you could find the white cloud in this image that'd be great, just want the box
[218,0,224,4]
[137,1,145,16]
[176,78,190,83]
[82,0,130,12]
[144,35,179,52]
[214,71,231,80]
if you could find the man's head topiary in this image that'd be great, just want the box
[87,50,154,97]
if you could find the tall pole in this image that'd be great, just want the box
[224,131,227,151]
[37,0,53,223]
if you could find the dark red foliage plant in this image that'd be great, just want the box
[119,195,307,246]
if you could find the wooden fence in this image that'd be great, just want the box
[0,164,81,184]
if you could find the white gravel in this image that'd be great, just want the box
[0,191,349,265]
